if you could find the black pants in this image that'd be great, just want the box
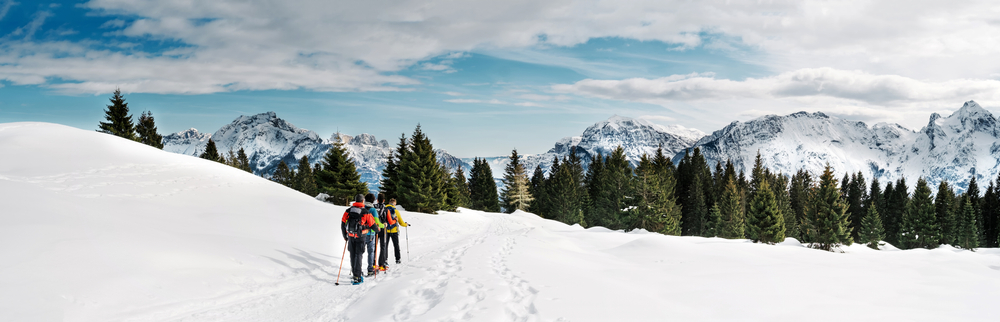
[378,230,389,267]
[348,237,365,279]
[388,232,401,261]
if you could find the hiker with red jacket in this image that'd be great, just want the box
[342,194,377,285]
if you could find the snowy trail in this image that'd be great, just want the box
[160,213,544,322]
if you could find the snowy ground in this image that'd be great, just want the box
[3,122,1000,321]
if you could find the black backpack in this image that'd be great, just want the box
[345,206,365,237]
[375,203,387,224]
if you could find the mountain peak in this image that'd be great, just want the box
[951,100,992,120]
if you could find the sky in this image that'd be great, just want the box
[3,1,1000,157]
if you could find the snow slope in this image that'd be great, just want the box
[4,122,1000,321]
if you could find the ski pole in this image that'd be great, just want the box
[334,239,347,285]
[405,225,410,261]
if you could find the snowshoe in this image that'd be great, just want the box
[378,265,387,271]
[366,271,376,277]
[396,260,401,264]
[352,276,363,285]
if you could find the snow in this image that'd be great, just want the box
[691,101,1000,192]
[4,122,1000,321]
[161,112,465,190]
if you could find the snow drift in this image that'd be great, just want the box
[3,122,1000,321]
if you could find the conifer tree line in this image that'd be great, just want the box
[98,88,163,149]
[525,147,1000,251]
[95,88,1000,245]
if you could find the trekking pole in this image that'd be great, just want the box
[405,225,410,261]
[334,240,348,286]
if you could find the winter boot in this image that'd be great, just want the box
[352,276,363,285]
[396,259,401,264]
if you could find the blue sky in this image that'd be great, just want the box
[4,1,1000,157]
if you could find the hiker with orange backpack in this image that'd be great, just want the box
[383,198,409,266]
[341,194,377,285]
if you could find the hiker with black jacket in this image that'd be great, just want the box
[363,193,384,276]
[342,194,377,285]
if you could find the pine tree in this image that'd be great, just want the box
[501,149,533,213]
[135,111,163,148]
[857,203,885,250]
[584,153,609,228]
[379,134,408,201]
[272,160,293,187]
[315,136,368,205]
[442,165,471,211]
[771,172,793,241]
[529,164,548,218]
[97,88,136,140]
[223,149,238,168]
[866,177,884,226]
[955,195,980,250]
[453,165,472,209]
[236,148,252,173]
[904,178,939,249]
[200,139,222,162]
[469,158,501,212]
[398,125,447,213]
[748,177,786,244]
[935,181,956,246]
[560,148,589,227]
[846,172,868,240]
[631,154,682,235]
[602,146,635,230]
[805,164,853,251]
[788,168,812,241]
[718,175,745,239]
[884,178,908,247]
[966,176,984,246]
[293,155,318,196]
[684,175,709,236]
[983,179,1000,247]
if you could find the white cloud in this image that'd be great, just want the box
[443,91,463,96]
[100,19,126,29]
[445,99,484,104]
[445,98,542,107]
[0,1,16,21]
[5,0,1000,94]
[555,68,1000,105]
[555,68,1000,132]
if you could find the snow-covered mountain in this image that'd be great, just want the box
[162,128,212,156]
[466,115,706,178]
[686,101,999,192]
[162,112,466,191]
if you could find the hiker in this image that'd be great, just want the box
[342,194,377,285]
[376,193,390,271]
[363,193,384,276]
[384,198,409,265]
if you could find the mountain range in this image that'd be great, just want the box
[689,101,1000,192]
[162,101,1000,193]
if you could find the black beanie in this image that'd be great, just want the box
[354,194,365,203]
